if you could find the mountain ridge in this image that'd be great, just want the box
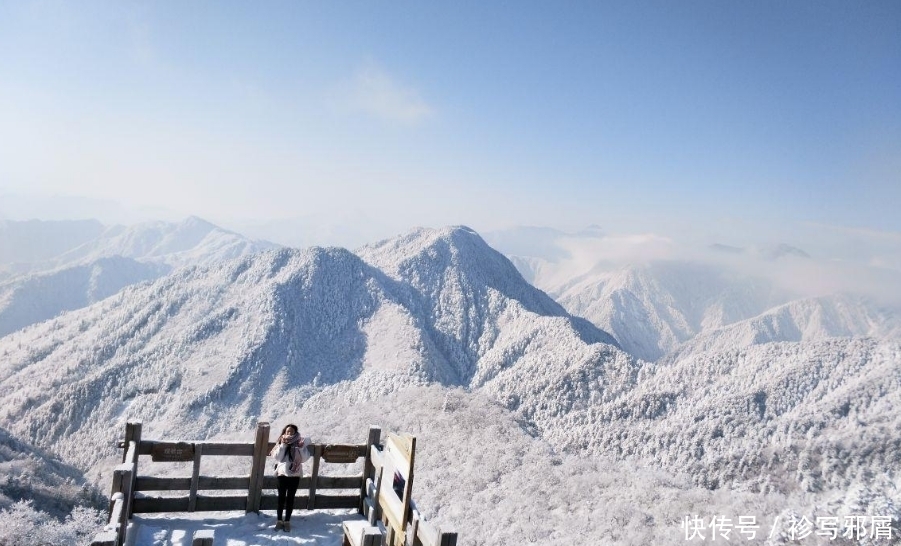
[0,216,277,338]
[0,227,624,471]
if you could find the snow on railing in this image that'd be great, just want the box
[89,419,457,546]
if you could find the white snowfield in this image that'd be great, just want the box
[131,510,351,545]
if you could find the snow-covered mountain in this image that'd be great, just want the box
[556,263,899,362]
[487,227,900,362]
[542,337,901,503]
[1,225,898,544]
[0,219,106,280]
[664,294,901,363]
[552,261,792,361]
[281,384,839,545]
[0,257,169,338]
[0,227,622,471]
[357,226,620,384]
[0,216,277,338]
[710,242,813,260]
[0,426,103,518]
[43,216,278,271]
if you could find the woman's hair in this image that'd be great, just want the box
[280,424,299,436]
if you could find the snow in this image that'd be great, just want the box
[0,426,105,518]
[130,510,353,545]
[489,228,901,362]
[45,216,278,271]
[0,256,169,337]
[664,294,900,362]
[0,217,277,337]
[0,224,899,544]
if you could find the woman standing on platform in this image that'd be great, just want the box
[269,424,310,532]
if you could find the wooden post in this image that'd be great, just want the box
[371,465,385,524]
[108,493,125,546]
[111,463,133,546]
[123,420,141,518]
[387,434,416,532]
[123,446,137,519]
[117,464,134,539]
[108,468,124,519]
[120,474,131,546]
[188,443,203,512]
[123,420,142,463]
[361,526,384,546]
[360,426,381,514]
[247,421,269,513]
[407,510,420,546]
[307,444,322,509]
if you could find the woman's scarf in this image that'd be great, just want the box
[282,432,304,473]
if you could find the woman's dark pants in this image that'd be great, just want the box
[277,475,301,521]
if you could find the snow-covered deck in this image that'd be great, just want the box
[132,509,360,545]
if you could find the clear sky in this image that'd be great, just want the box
[1,1,899,249]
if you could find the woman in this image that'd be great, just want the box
[269,423,310,532]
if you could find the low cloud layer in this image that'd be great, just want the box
[486,225,901,309]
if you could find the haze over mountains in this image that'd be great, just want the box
[0,216,276,277]
[0,217,276,337]
[485,226,901,362]
[0,218,898,543]
[0,219,106,269]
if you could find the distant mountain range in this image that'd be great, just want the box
[0,217,276,337]
[486,226,900,362]
[0,219,105,271]
[0,257,169,338]
[663,293,901,363]
[1,216,276,276]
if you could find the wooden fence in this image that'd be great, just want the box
[90,419,456,546]
[350,433,457,546]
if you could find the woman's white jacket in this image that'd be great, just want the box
[270,439,311,477]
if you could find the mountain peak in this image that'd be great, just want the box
[179,215,218,232]
[357,225,494,278]
[759,243,811,260]
[359,226,620,375]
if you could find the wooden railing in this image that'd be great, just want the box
[353,434,458,546]
[90,419,455,546]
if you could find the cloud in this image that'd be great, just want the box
[490,224,901,310]
[801,221,901,244]
[344,61,434,125]
[518,230,681,288]
[797,222,901,272]
[558,233,678,267]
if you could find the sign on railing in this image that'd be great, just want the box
[323,444,362,463]
[150,442,195,462]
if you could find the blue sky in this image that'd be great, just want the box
[1,1,899,248]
